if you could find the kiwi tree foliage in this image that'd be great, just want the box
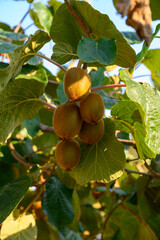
[1,0,160,239]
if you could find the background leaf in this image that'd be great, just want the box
[33,2,53,34]
[0,175,31,224]
[121,32,142,44]
[72,1,136,68]
[51,43,76,65]
[0,28,27,40]
[69,118,126,185]
[142,49,160,84]
[42,175,74,227]
[77,37,117,66]
[22,116,40,137]
[1,211,37,240]
[119,70,160,155]
[111,100,155,159]
[0,30,50,91]
[0,78,45,143]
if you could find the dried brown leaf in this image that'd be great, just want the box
[116,0,152,46]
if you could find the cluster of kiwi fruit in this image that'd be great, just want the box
[53,67,105,171]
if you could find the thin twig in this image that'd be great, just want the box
[133,74,158,79]
[14,4,31,33]
[118,139,136,146]
[121,202,142,222]
[39,123,55,133]
[24,145,56,159]
[91,84,126,92]
[11,150,33,167]
[48,80,60,85]
[39,99,57,111]
[64,0,91,37]
[101,202,122,240]
[35,53,67,72]
[20,186,44,218]
[144,160,160,179]
[8,140,50,174]
[124,168,151,177]
[23,23,34,32]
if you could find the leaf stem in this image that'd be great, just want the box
[118,138,136,146]
[144,160,160,179]
[39,123,55,133]
[91,84,126,92]
[124,168,151,177]
[64,0,91,37]
[48,80,60,85]
[35,53,67,72]
[14,4,31,33]
[121,201,142,222]
[39,99,57,111]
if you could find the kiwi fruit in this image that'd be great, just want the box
[78,119,104,145]
[80,92,105,124]
[53,101,82,139]
[55,139,81,171]
[64,67,91,102]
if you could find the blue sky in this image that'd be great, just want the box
[0,0,160,83]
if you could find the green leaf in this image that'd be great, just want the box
[80,204,102,234]
[0,78,45,143]
[0,162,14,188]
[33,2,53,34]
[22,116,40,137]
[56,83,68,104]
[0,175,31,224]
[0,39,19,53]
[51,43,77,65]
[119,69,160,155]
[0,23,12,31]
[72,1,136,68]
[14,138,40,164]
[68,190,81,232]
[60,228,83,240]
[120,210,158,240]
[50,4,83,51]
[136,24,160,64]
[36,219,61,240]
[96,90,118,108]
[142,49,160,84]
[27,55,42,65]
[111,97,155,158]
[0,28,27,40]
[48,0,62,13]
[42,175,74,227]
[121,32,142,44]
[150,0,160,20]
[90,67,105,88]
[38,107,54,126]
[29,9,44,30]
[16,65,48,84]
[1,211,37,240]
[69,118,126,185]
[77,37,117,66]
[0,30,50,91]
[33,132,59,153]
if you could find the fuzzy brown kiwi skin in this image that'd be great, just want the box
[80,92,105,124]
[78,119,104,145]
[55,139,81,171]
[64,67,91,102]
[53,101,82,139]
